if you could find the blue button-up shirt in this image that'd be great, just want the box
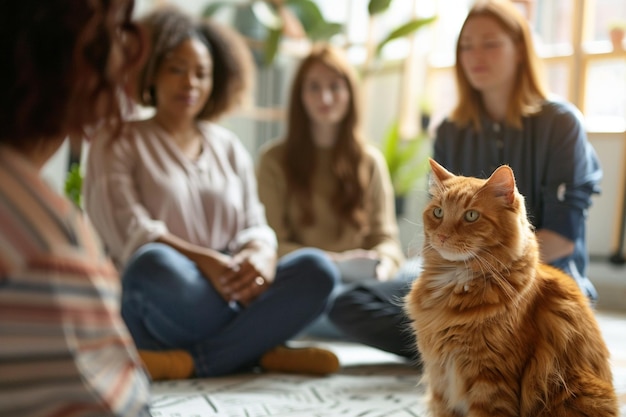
[434,99,602,301]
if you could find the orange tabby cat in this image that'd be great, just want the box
[405,159,617,417]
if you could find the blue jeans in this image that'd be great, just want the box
[305,257,423,341]
[121,244,339,377]
[327,257,423,360]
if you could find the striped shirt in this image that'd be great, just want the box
[0,145,151,417]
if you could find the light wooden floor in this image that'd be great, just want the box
[588,260,626,312]
[596,309,626,415]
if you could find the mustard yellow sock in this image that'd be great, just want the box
[137,349,194,381]
[260,345,340,375]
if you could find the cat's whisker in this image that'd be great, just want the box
[473,253,517,302]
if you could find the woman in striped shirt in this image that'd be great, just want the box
[0,1,151,416]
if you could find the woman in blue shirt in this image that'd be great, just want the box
[435,99,601,298]
[328,0,602,361]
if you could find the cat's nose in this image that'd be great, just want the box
[437,234,448,244]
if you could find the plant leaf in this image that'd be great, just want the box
[393,137,429,195]
[368,0,393,16]
[64,163,83,208]
[263,28,282,66]
[395,160,429,194]
[251,0,282,31]
[285,0,342,40]
[308,22,344,41]
[285,0,325,33]
[375,16,437,56]
[382,121,401,173]
[381,125,430,195]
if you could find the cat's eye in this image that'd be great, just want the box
[465,210,479,222]
[433,207,444,218]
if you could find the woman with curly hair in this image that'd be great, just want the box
[84,7,340,380]
[0,0,151,415]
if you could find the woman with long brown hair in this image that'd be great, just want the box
[257,44,405,338]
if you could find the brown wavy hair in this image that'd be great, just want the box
[451,0,548,130]
[283,44,367,231]
[0,0,144,148]
[136,6,254,121]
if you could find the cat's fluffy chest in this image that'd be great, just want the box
[418,266,503,313]
[416,267,518,341]
[426,268,474,296]
[412,270,523,414]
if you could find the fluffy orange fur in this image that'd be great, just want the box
[405,159,617,417]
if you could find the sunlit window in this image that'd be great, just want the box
[192,0,626,132]
[533,0,573,47]
[585,59,626,131]
[586,0,626,43]
[544,63,570,100]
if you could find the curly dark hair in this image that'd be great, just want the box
[137,6,254,121]
[0,0,144,148]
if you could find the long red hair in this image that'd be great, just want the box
[282,44,367,231]
[451,0,548,130]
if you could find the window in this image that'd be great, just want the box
[423,0,626,132]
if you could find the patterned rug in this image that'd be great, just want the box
[149,310,626,417]
[150,341,425,417]
[150,372,426,417]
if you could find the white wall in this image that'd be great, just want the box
[134,0,208,17]
[587,132,626,257]
[41,139,69,195]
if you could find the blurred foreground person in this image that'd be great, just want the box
[0,0,151,416]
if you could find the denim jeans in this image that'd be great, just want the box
[305,257,423,341]
[328,254,597,362]
[327,257,423,360]
[121,243,339,377]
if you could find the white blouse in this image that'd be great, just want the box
[84,118,276,267]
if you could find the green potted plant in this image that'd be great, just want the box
[380,121,430,216]
[203,0,435,67]
[203,0,343,66]
[64,162,83,208]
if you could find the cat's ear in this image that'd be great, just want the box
[484,165,516,204]
[429,158,454,183]
[428,158,454,195]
